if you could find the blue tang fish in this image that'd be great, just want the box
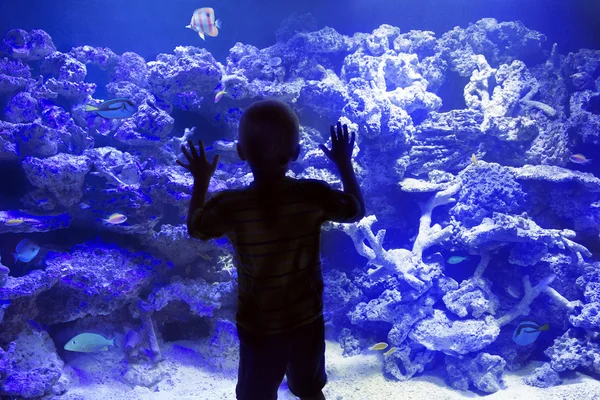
[13,238,40,263]
[512,320,549,346]
[85,99,137,119]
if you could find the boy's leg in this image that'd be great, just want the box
[236,324,289,400]
[285,315,327,399]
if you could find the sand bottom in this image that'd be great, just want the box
[56,339,600,400]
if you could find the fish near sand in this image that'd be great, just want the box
[186,7,222,40]
[13,238,40,263]
[86,99,137,119]
[384,347,397,356]
[103,213,127,225]
[369,342,388,351]
[64,333,116,353]
[512,320,549,346]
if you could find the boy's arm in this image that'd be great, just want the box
[319,122,366,222]
[336,159,366,220]
[186,176,210,232]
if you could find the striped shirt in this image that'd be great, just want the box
[190,178,361,334]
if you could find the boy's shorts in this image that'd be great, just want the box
[235,315,327,400]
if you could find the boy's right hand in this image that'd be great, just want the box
[319,121,355,168]
[177,140,220,181]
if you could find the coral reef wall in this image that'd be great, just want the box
[1,14,600,397]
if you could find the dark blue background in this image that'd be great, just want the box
[0,0,598,62]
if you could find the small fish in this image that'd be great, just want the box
[64,333,116,353]
[507,285,521,299]
[5,218,24,226]
[199,251,212,261]
[214,90,227,103]
[383,347,397,356]
[269,57,282,67]
[103,213,127,225]
[214,238,228,246]
[316,64,326,73]
[512,320,549,346]
[204,145,214,152]
[471,153,478,166]
[369,342,388,351]
[13,238,40,263]
[0,299,11,305]
[79,202,91,210]
[570,154,591,164]
[186,7,222,40]
[447,256,469,264]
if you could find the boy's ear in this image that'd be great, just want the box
[291,144,300,161]
[236,142,246,161]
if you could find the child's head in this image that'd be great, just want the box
[237,100,300,180]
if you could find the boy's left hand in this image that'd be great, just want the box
[177,140,219,181]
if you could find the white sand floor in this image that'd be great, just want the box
[58,339,600,400]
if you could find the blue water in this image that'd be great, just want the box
[1,0,600,399]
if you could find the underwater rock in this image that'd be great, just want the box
[443,276,500,319]
[409,309,500,355]
[22,153,90,208]
[0,58,34,97]
[570,90,600,145]
[394,30,438,58]
[35,240,166,324]
[524,362,562,388]
[143,276,235,317]
[110,51,148,87]
[0,29,56,62]
[451,163,526,227]
[384,341,434,382]
[564,49,600,92]
[0,328,65,398]
[569,302,600,330]
[337,327,367,357]
[436,18,548,76]
[445,352,506,393]
[4,91,38,123]
[147,47,222,105]
[40,51,87,83]
[70,45,119,69]
[544,330,600,375]
[203,318,239,374]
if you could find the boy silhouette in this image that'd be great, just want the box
[177,100,365,400]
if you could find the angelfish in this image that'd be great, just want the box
[186,7,222,40]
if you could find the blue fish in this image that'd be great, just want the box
[85,99,137,119]
[512,320,549,346]
[13,238,40,263]
[0,299,11,305]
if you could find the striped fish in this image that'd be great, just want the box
[186,7,222,40]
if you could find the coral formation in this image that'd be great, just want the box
[0,13,599,397]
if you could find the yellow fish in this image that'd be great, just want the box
[5,218,24,226]
[369,342,388,351]
[384,347,397,356]
[214,90,227,103]
[316,64,326,73]
[103,213,127,225]
[471,153,478,166]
